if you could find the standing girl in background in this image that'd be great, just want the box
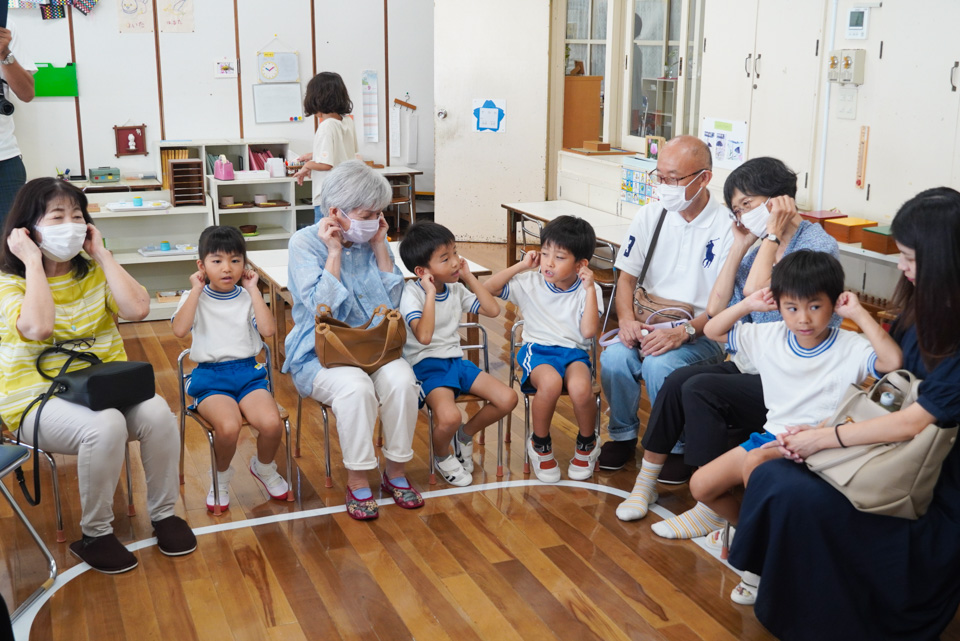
[294,71,360,223]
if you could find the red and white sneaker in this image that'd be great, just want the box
[566,444,601,481]
[249,457,289,500]
[526,439,561,483]
[206,468,233,513]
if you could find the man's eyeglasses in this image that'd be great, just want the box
[649,168,709,187]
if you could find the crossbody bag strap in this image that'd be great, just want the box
[636,208,668,288]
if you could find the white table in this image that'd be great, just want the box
[248,243,491,368]
[502,200,631,265]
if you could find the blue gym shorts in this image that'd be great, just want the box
[187,357,270,408]
[517,343,590,394]
[740,431,777,452]
[413,357,483,408]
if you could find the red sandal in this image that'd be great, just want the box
[345,486,379,520]
[380,472,424,509]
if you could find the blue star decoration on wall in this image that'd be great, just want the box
[473,100,505,132]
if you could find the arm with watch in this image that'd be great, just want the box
[742,195,798,297]
[639,314,704,357]
[0,26,34,102]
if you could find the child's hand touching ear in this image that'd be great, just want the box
[419,272,436,296]
[744,286,777,313]
[241,268,259,291]
[834,291,864,319]
[458,256,473,280]
[520,250,540,270]
[578,264,595,287]
[189,270,206,292]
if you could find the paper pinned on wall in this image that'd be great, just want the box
[252,82,303,124]
[389,105,401,157]
[158,0,193,32]
[118,0,154,33]
[257,51,299,84]
[699,117,747,170]
[401,110,418,165]
[361,70,379,143]
[472,98,506,133]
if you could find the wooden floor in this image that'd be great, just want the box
[2,243,959,640]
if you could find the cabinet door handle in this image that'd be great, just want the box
[678,56,683,77]
[952,61,959,92]
[755,53,762,78]
[744,53,752,77]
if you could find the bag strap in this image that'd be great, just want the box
[317,310,400,370]
[636,208,668,289]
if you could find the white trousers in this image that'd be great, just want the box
[19,394,180,537]
[309,359,419,470]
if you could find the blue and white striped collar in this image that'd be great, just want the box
[788,327,839,358]
[545,277,582,294]
[415,280,449,301]
[203,284,242,300]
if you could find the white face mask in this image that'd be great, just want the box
[739,201,771,238]
[35,222,87,262]
[340,216,380,244]
[657,171,706,212]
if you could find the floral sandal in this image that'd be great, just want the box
[345,486,379,520]
[380,472,424,509]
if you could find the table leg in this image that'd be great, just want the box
[506,208,518,267]
[410,175,417,224]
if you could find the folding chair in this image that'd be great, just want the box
[386,174,415,232]
[425,322,504,484]
[294,395,334,488]
[0,444,57,621]
[508,320,602,475]
[1,428,135,544]
[516,212,543,262]
[591,239,619,334]
[177,343,295,515]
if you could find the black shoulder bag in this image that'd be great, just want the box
[14,339,155,505]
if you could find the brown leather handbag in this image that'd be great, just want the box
[314,304,406,375]
[633,208,695,325]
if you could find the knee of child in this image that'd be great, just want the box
[689,468,711,502]
[536,375,563,399]
[435,405,462,431]
[497,386,519,412]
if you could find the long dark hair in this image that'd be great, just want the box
[0,178,94,279]
[890,187,960,368]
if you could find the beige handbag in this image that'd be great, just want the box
[805,370,958,519]
[632,207,695,325]
[314,304,406,375]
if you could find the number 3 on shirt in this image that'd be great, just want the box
[623,235,636,257]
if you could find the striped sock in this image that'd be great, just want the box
[616,461,662,521]
[651,502,725,539]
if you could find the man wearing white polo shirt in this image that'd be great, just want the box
[599,136,733,471]
[0,17,36,228]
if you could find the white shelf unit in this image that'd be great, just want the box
[156,138,291,180]
[208,176,298,250]
[85,190,213,322]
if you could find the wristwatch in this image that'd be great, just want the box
[765,233,781,245]
[680,322,696,342]
[1,53,15,66]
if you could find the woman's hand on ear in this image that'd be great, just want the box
[82,223,107,261]
[317,217,343,252]
[371,213,389,246]
[7,228,42,265]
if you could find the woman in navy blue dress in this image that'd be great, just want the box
[729,187,960,640]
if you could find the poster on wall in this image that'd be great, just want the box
[257,51,298,83]
[118,0,153,33]
[699,117,748,170]
[158,0,193,33]
[361,70,379,143]
[472,99,505,133]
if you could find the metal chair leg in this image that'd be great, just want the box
[178,407,186,485]
[38,451,65,543]
[295,394,303,458]
[283,418,294,501]
[321,405,332,488]
[427,408,437,485]
[208,432,222,517]
[504,412,512,443]
[496,418,504,478]
[522,396,531,475]
[124,443,136,517]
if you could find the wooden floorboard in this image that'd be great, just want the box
[1,242,957,639]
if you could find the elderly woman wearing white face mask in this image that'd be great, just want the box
[0,178,196,575]
[283,160,423,521]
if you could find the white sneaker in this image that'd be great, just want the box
[566,444,601,481]
[526,439,561,483]
[207,468,233,513]
[704,526,735,551]
[249,457,289,500]
[731,571,760,605]
[436,455,472,487]
[453,435,474,474]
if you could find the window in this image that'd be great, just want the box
[565,0,609,139]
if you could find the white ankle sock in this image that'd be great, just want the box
[651,501,725,539]
[616,460,662,521]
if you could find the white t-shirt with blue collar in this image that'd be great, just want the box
[500,271,603,352]
[399,280,480,367]
[174,285,260,363]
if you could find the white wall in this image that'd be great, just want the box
[11,1,434,183]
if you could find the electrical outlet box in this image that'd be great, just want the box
[837,85,858,119]
[840,49,866,85]
[828,51,841,82]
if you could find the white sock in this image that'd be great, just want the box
[616,460,662,521]
[651,501,725,539]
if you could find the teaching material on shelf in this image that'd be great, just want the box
[562,146,635,156]
[256,200,291,208]
[232,170,271,180]
[860,225,898,255]
[800,209,846,225]
[105,200,171,212]
[248,148,276,170]
[584,141,610,152]
[89,167,121,183]
[156,290,186,304]
[823,217,878,244]
[138,245,198,258]
[160,147,190,189]
[167,159,205,206]
[621,155,658,206]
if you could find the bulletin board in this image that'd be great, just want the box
[252,82,303,123]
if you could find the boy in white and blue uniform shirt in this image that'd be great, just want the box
[172,226,289,513]
[399,222,517,486]
[484,215,604,483]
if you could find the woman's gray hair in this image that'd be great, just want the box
[319,160,392,216]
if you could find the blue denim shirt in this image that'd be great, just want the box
[282,224,404,395]
[729,220,841,325]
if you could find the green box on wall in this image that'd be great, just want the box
[34,63,78,97]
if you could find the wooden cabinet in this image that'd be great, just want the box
[563,76,603,148]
